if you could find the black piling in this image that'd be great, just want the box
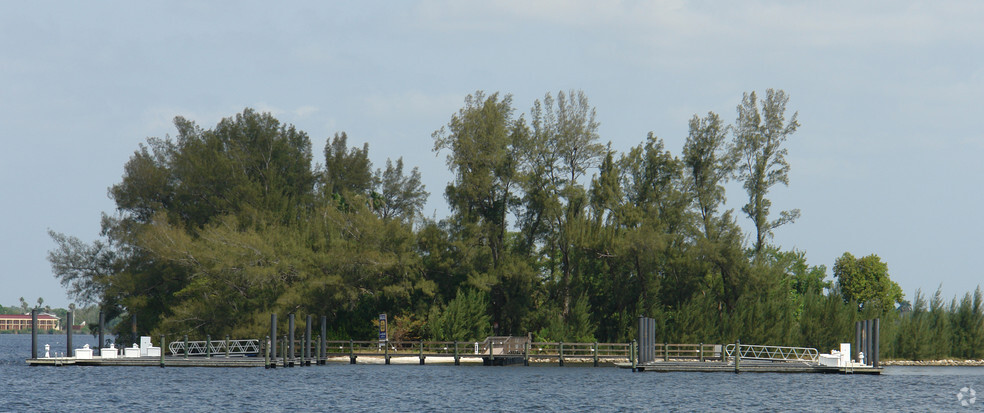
[320,315,327,364]
[305,314,312,366]
[873,318,880,368]
[98,310,105,354]
[206,334,211,358]
[854,321,862,363]
[66,310,73,358]
[264,336,271,369]
[864,319,871,365]
[270,313,278,367]
[183,335,189,359]
[288,313,295,367]
[734,339,741,374]
[31,309,38,359]
[160,335,165,368]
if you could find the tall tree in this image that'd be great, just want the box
[731,89,800,255]
[523,90,604,315]
[682,112,732,239]
[374,157,429,223]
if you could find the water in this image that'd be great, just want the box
[2,334,982,411]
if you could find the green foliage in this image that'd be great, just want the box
[833,252,903,313]
[427,289,491,341]
[45,98,984,361]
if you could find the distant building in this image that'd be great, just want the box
[0,313,61,331]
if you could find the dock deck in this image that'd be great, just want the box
[620,360,883,374]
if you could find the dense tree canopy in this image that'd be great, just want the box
[47,92,984,360]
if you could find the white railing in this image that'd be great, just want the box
[724,344,819,362]
[168,339,260,356]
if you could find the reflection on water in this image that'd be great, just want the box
[3,335,983,412]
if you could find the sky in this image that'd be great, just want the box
[2,1,982,309]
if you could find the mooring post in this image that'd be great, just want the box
[349,339,356,364]
[206,334,211,358]
[385,339,390,365]
[315,335,321,366]
[264,336,270,369]
[699,342,704,362]
[523,340,529,366]
[66,310,73,359]
[270,313,278,366]
[664,342,669,362]
[282,335,287,367]
[854,320,862,363]
[734,339,741,373]
[288,313,295,367]
[863,319,871,366]
[98,310,105,355]
[160,335,166,368]
[320,315,327,364]
[305,314,312,366]
[30,309,38,359]
[224,335,230,358]
[489,339,495,365]
[183,335,189,359]
[630,340,637,372]
[593,342,599,367]
[454,340,460,366]
[558,342,564,367]
[873,318,880,368]
[419,340,425,365]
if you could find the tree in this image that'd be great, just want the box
[322,132,374,198]
[731,89,800,255]
[374,157,429,223]
[833,252,903,312]
[682,111,732,239]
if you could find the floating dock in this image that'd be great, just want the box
[619,360,882,374]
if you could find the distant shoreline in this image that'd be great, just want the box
[882,359,984,366]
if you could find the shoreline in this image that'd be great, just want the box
[881,359,984,366]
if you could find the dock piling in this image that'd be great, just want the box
[270,313,278,366]
[98,310,105,355]
[558,342,564,367]
[419,340,425,365]
[320,315,327,364]
[593,342,599,367]
[288,314,295,367]
[160,335,165,368]
[66,310,73,359]
[734,339,741,373]
[31,309,38,359]
[454,340,460,366]
[131,314,137,346]
[349,339,356,364]
[305,314,312,366]
[206,334,211,358]
[225,335,230,358]
[184,335,189,359]
[384,339,390,365]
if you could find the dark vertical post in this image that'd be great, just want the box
[282,335,287,367]
[349,339,356,364]
[320,315,327,364]
[305,314,312,366]
[523,340,529,366]
[183,335,189,359]
[270,313,278,366]
[454,340,460,366]
[419,340,425,365]
[264,336,270,369]
[873,318,880,368]
[160,335,165,368]
[66,310,74,358]
[593,342,599,367]
[225,335,230,358]
[864,320,871,366]
[206,334,211,358]
[131,313,138,346]
[98,310,105,354]
[31,309,38,359]
[558,342,564,367]
[854,321,862,363]
[384,339,390,365]
[288,313,295,367]
[637,316,645,364]
[664,342,669,362]
[699,342,704,362]
[734,339,741,373]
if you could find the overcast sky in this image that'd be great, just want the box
[2,1,982,309]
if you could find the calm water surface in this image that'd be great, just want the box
[2,334,982,412]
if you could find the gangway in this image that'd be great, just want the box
[724,344,819,363]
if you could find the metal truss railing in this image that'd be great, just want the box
[724,344,819,362]
[168,339,260,356]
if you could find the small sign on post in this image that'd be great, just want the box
[378,313,388,342]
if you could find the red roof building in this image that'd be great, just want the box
[0,314,61,331]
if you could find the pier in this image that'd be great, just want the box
[25,311,883,374]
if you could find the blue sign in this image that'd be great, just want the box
[378,313,387,341]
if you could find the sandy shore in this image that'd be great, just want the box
[881,359,984,366]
